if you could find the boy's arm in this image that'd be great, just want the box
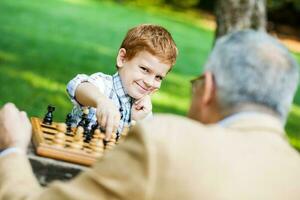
[67,73,107,106]
[67,73,120,139]
[75,82,106,107]
[75,82,120,140]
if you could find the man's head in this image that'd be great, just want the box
[188,30,299,124]
[116,24,178,99]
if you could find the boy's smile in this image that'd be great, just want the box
[117,49,171,99]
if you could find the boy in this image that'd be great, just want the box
[67,24,178,140]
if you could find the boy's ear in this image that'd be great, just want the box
[116,48,127,68]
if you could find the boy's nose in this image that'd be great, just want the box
[144,76,155,87]
[144,76,160,90]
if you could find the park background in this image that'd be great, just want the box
[0,0,300,149]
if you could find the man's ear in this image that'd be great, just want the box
[116,48,127,68]
[202,71,216,105]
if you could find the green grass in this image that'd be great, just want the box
[0,0,300,149]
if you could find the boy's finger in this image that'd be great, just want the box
[134,94,148,105]
[135,104,143,110]
[112,114,120,134]
[105,115,114,140]
[100,113,107,129]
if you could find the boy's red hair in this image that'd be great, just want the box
[120,24,178,66]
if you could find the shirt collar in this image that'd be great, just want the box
[218,112,263,127]
[218,111,284,136]
[112,72,132,106]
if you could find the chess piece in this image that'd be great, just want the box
[90,130,104,156]
[70,126,84,150]
[43,105,55,125]
[56,123,67,133]
[84,119,92,143]
[78,107,89,127]
[93,128,105,140]
[53,123,66,147]
[105,133,117,150]
[65,113,72,132]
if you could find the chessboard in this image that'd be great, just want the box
[31,116,128,166]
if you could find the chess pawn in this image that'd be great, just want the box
[43,105,55,125]
[93,129,105,140]
[90,138,104,157]
[53,123,66,148]
[70,126,84,150]
[105,133,117,150]
[56,123,67,133]
[65,113,72,132]
[75,126,84,140]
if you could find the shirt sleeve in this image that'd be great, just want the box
[66,73,107,106]
[0,147,25,157]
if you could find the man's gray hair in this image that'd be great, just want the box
[205,30,299,122]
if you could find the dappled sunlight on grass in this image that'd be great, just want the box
[63,0,89,5]
[0,50,18,62]
[93,44,116,57]
[2,66,65,93]
[152,91,189,112]
[0,66,73,120]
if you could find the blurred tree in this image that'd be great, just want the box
[267,0,300,11]
[215,0,267,39]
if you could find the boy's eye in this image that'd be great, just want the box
[140,66,149,73]
[155,76,163,81]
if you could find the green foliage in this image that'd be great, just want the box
[267,0,300,11]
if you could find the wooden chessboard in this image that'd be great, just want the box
[31,117,126,166]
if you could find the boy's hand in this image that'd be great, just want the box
[96,99,120,140]
[131,95,152,121]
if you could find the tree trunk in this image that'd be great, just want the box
[215,0,267,39]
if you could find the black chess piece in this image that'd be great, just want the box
[78,107,89,127]
[90,123,98,137]
[43,105,55,125]
[83,118,92,142]
[65,113,72,132]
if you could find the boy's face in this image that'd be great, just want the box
[117,49,171,99]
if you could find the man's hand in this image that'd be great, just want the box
[96,98,121,140]
[131,95,152,121]
[0,103,32,152]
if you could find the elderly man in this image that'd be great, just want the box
[1,30,300,200]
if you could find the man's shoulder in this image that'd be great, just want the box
[134,114,220,140]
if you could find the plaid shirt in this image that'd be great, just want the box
[66,72,133,137]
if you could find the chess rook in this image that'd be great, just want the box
[43,105,55,125]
